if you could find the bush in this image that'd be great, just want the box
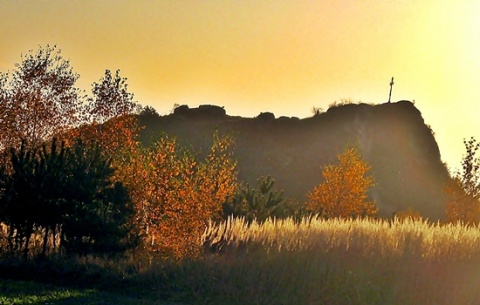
[307,147,377,218]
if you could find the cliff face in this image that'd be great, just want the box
[139,101,450,220]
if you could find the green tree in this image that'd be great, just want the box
[59,139,136,255]
[223,176,286,223]
[0,138,136,258]
[0,141,39,258]
[35,139,69,257]
[307,147,377,218]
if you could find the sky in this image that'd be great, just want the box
[1,0,479,171]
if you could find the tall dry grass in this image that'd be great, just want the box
[203,216,480,260]
[190,217,480,305]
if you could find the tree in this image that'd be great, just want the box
[0,140,39,258]
[69,69,142,162]
[88,69,139,124]
[0,138,136,258]
[307,147,377,218]
[445,137,480,224]
[311,106,323,117]
[140,105,160,118]
[223,176,286,223]
[0,45,82,150]
[117,133,237,258]
[59,139,136,255]
[35,139,69,257]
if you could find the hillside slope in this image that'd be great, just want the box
[139,101,450,220]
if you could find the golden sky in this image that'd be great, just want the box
[1,0,479,170]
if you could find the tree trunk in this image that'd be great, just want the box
[23,228,32,260]
[41,226,49,258]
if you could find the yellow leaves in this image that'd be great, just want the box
[307,147,377,218]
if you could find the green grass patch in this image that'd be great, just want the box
[0,278,164,305]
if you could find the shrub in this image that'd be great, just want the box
[307,147,377,218]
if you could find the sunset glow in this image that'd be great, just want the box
[1,0,479,169]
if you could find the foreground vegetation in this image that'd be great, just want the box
[2,217,480,305]
[199,217,480,305]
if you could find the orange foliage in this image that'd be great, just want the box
[307,147,377,218]
[0,45,82,151]
[59,68,237,258]
[60,68,142,187]
[445,177,480,224]
[1,48,239,259]
[78,68,141,157]
[64,115,141,157]
[118,133,237,258]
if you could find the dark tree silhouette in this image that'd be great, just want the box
[0,140,39,258]
[0,138,136,258]
[59,139,136,255]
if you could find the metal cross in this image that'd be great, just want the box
[388,77,394,103]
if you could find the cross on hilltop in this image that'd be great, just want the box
[388,77,394,103]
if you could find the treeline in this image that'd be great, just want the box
[0,45,478,261]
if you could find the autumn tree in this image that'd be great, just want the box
[445,137,480,224]
[66,69,141,157]
[88,69,139,124]
[119,133,237,258]
[307,147,377,218]
[0,45,82,150]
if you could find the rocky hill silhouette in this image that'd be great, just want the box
[139,101,450,220]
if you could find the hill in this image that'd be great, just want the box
[138,101,450,220]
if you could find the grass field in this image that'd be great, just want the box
[196,217,480,304]
[3,216,480,304]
